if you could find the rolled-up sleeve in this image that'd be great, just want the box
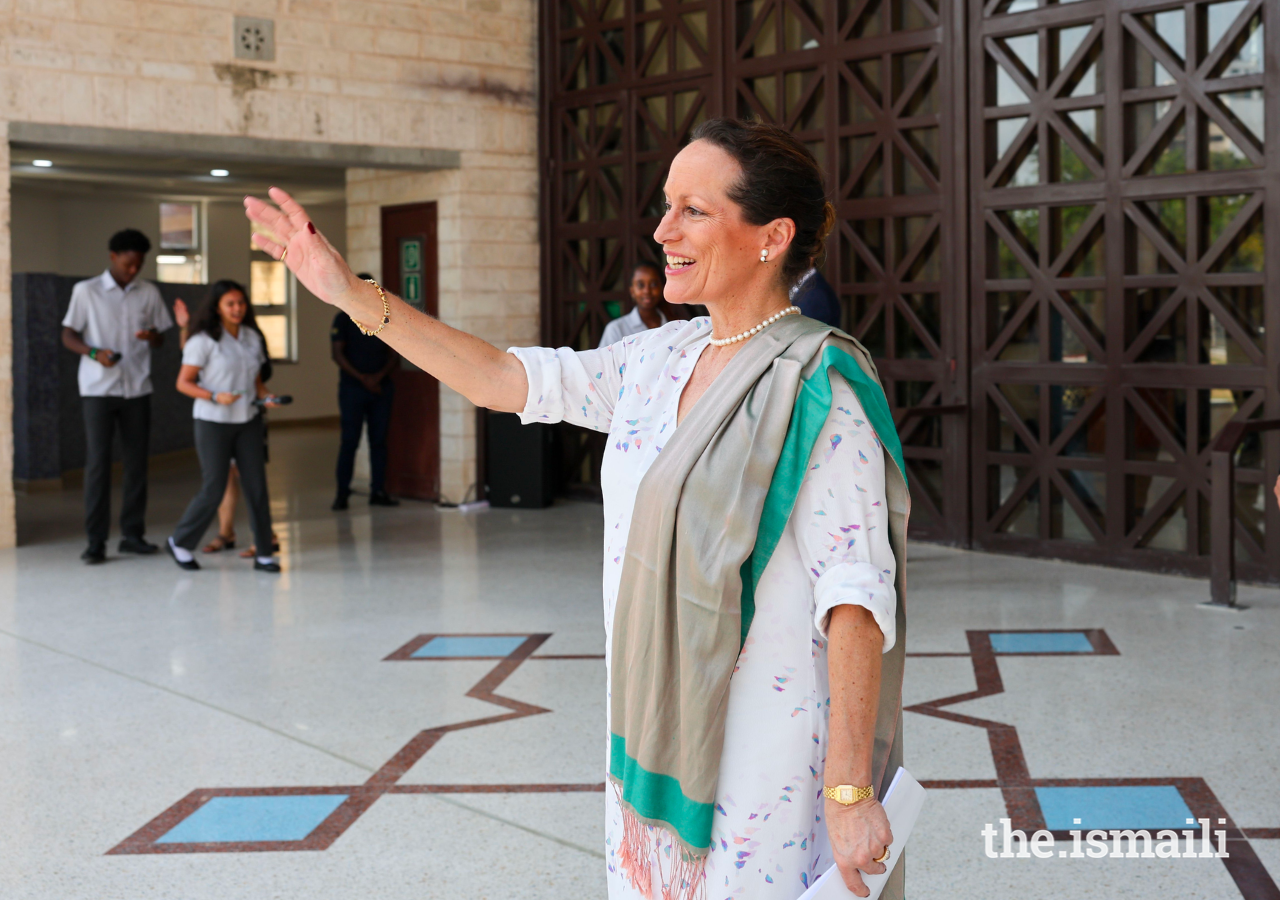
[508,344,626,433]
[796,369,898,653]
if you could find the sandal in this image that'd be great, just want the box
[202,534,236,553]
[239,534,280,558]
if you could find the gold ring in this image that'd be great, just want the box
[874,847,890,864]
[280,248,288,263]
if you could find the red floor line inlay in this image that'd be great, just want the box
[108,633,596,856]
[904,629,1279,899]
[108,626,1280,899]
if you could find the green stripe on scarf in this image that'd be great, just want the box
[739,346,906,645]
[608,321,908,884]
[609,733,716,849]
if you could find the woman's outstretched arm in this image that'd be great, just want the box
[244,187,528,413]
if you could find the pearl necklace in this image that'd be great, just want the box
[709,306,802,347]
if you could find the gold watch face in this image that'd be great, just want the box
[838,786,854,803]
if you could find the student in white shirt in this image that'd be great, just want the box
[60,228,174,564]
[173,298,280,559]
[167,280,282,573]
[598,261,668,348]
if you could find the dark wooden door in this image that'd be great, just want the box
[381,202,439,501]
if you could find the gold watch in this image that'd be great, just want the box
[824,784,875,805]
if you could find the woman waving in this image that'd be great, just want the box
[244,118,908,898]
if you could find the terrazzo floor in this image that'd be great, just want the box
[2,426,1277,899]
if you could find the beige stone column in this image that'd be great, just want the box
[0,133,14,548]
[346,143,538,505]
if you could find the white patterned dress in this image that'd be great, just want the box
[511,317,897,900]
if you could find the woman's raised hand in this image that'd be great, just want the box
[245,186,530,413]
[244,187,360,308]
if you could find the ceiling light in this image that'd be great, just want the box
[157,255,188,265]
[32,159,52,167]
[210,169,229,177]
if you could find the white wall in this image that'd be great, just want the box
[12,187,161,280]
[11,187,346,423]
[10,186,58,272]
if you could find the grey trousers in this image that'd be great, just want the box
[172,416,273,555]
[82,395,151,545]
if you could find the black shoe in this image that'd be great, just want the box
[81,544,106,564]
[369,491,400,507]
[331,493,349,511]
[167,538,200,571]
[253,558,281,573]
[119,536,159,555]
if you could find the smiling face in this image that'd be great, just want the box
[653,140,794,310]
[629,264,664,311]
[217,289,248,328]
[655,140,793,309]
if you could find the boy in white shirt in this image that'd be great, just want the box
[61,228,174,564]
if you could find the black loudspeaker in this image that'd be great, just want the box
[485,411,556,508]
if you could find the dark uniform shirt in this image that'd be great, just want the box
[331,312,394,386]
[791,268,842,328]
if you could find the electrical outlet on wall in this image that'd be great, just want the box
[233,16,275,61]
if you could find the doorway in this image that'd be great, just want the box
[380,202,440,501]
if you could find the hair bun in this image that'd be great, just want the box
[815,202,836,247]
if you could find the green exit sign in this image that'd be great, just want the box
[400,237,424,311]
[403,274,421,304]
[401,238,422,273]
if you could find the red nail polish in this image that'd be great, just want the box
[307,222,316,234]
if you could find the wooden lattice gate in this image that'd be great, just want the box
[539,0,1279,581]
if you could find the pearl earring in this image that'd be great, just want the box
[760,249,769,262]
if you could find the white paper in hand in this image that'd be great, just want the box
[798,768,927,900]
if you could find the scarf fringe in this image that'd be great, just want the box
[618,799,654,896]
[615,786,706,900]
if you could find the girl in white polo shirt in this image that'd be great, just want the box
[168,280,281,572]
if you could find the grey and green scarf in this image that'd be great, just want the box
[609,315,909,897]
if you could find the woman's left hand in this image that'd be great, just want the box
[245,188,362,309]
[826,797,893,898]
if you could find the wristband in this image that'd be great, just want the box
[89,347,98,360]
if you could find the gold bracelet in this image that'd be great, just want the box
[350,278,391,337]
[823,784,875,805]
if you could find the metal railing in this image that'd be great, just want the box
[1208,417,1280,608]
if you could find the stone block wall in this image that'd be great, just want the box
[346,154,540,503]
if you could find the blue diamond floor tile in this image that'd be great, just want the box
[990,631,1094,654]
[156,795,349,844]
[1036,785,1196,831]
[411,635,528,658]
